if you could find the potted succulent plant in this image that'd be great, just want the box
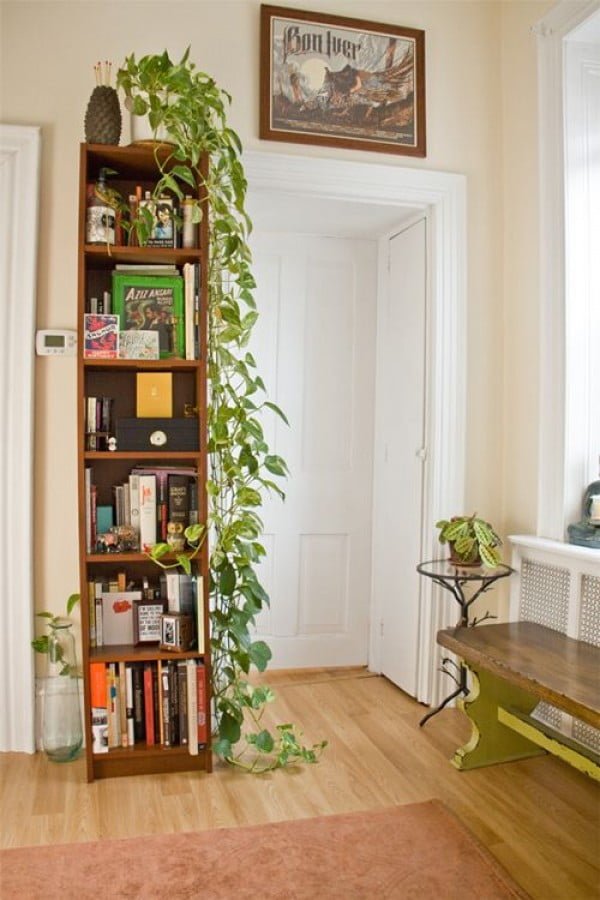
[436,514,502,568]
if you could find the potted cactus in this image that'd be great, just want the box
[436,514,502,568]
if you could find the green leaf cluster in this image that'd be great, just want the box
[31,593,81,676]
[119,49,325,771]
[436,514,502,567]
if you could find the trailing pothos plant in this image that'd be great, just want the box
[118,49,326,772]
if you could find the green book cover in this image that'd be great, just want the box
[112,272,184,359]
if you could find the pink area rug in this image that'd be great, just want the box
[1,800,527,899]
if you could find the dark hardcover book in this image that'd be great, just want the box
[188,479,198,526]
[153,662,161,744]
[177,660,189,746]
[160,663,171,747]
[168,661,180,746]
[100,397,113,451]
[156,471,168,541]
[132,663,145,742]
[168,474,189,527]
[90,484,97,550]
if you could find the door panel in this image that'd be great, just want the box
[248,233,377,667]
[374,219,427,696]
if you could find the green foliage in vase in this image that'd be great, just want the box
[31,593,81,675]
[119,49,326,772]
[436,514,502,568]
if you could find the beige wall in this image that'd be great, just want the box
[0,0,552,624]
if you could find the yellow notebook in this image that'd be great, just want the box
[136,372,173,417]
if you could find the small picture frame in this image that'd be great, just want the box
[149,196,175,247]
[133,597,165,645]
[160,612,194,652]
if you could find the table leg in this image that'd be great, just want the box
[451,664,546,770]
[419,664,468,727]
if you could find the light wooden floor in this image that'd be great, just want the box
[2,669,599,899]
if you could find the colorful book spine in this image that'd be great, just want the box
[143,662,155,746]
[187,660,198,756]
[118,661,128,747]
[196,662,208,748]
[90,662,108,754]
[139,474,157,551]
[177,660,189,747]
[125,663,135,747]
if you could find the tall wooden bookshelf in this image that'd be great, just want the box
[77,143,211,780]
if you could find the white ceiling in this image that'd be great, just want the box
[246,189,419,240]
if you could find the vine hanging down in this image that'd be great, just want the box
[118,49,326,771]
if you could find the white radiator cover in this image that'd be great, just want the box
[509,536,600,753]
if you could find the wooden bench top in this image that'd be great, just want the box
[437,622,600,729]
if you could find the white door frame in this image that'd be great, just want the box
[0,124,41,751]
[244,150,466,706]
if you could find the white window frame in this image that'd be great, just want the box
[535,1,600,540]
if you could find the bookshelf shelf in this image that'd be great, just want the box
[86,552,190,564]
[84,358,201,371]
[83,244,203,269]
[90,645,205,663]
[93,742,206,759]
[77,142,211,781]
[84,451,200,461]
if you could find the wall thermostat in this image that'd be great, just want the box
[35,329,77,356]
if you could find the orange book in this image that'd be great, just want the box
[89,663,108,754]
[143,663,155,746]
[90,662,106,707]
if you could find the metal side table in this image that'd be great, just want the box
[416,559,513,726]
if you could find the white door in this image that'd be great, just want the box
[248,232,377,668]
[373,219,427,696]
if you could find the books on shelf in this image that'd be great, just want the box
[85,396,113,451]
[83,264,201,361]
[88,659,208,753]
[84,466,198,561]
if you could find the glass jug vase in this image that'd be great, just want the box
[42,620,83,762]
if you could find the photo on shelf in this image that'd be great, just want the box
[112,272,185,359]
[139,195,176,248]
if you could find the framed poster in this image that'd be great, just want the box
[260,5,426,157]
[112,272,185,359]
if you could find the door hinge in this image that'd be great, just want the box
[380,619,384,637]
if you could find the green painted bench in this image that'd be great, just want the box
[437,621,600,781]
